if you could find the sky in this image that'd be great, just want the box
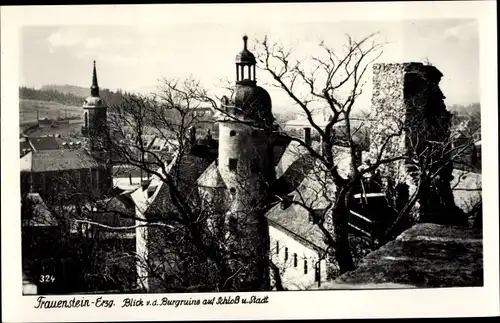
[20,19,479,114]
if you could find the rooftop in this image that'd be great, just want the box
[29,149,99,172]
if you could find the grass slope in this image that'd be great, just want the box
[20,99,82,126]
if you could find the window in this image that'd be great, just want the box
[229,187,236,195]
[304,260,308,274]
[229,158,238,171]
[229,217,237,236]
[229,130,237,137]
[293,253,298,267]
[284,247,288,261]
[276,241,279,254]
[315,263,321,282]
[40,173,46,192]
[250,158,260,173]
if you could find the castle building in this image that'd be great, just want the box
[138,37,341,292]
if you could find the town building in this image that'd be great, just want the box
[20,61,136,295]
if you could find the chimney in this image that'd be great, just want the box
[304,127,312,146]
[189,126,196,145]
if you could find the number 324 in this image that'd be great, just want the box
[39,275,55,283]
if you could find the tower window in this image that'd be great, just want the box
[229,130,237,137]
[229,158,238,171]
[304,260,308,275]
[293,253,298,267]
[250,157,260,173]
[229,187,236,195]
[284,247,288,261]
[229,217,238,236]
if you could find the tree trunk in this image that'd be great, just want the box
[334,189,355,274]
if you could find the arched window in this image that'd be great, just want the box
[304,260,308,274]
[293,253,298,267]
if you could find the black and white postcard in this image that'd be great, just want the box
[1,1,498,321]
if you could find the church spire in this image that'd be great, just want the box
[90,60,99,97]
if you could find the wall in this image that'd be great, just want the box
[269,225,328,290]
[368,63,413,193]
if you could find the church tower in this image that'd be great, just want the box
[81,61,112,195]
[82,61,109,155]
[217,36,275,291]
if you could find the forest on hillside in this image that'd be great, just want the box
[19,85,133,109]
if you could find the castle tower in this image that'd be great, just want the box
[217,36,275,291]
[82,61,109,154]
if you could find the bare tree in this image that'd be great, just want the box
[248,33,478,275]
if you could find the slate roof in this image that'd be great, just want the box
[28,136,60,151]
[30,149,99,172]
[197,161,226,188]
[146,150,217,216]
[265,149,352,248]
[112,165,149,178]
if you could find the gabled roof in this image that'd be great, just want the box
[146,150,216,216]
[265,148,352,248]
[30,149,99,172]
[266,203,328,251]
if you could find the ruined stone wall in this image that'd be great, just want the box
[368,62,466,226]
[368,63,416,200]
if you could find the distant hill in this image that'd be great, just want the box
[41,84,90,99]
